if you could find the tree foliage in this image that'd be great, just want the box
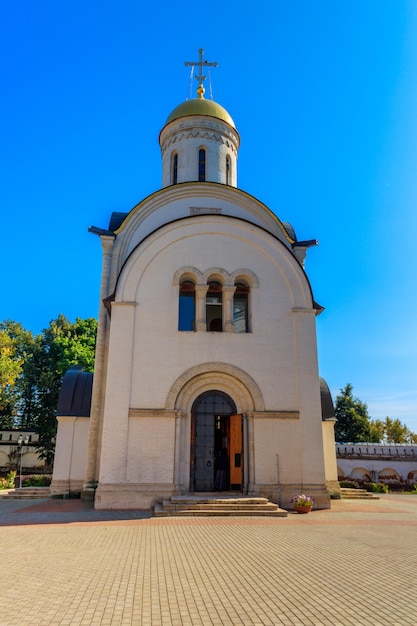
[0,328,25,423]
[0,316,97,466]
[334,383,376,443]
[335,383,417,444]
[369,416,417,444]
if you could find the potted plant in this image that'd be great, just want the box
[291,494,314,514]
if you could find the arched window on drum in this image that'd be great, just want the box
[225,155,231,185]
[198,148,206,182]
[172,152,178,185]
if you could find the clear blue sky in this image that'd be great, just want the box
[1,2,416,430]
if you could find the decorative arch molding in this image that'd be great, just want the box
[172,266,203,285]
[173,266,259,288]
[160,119,239,156]
[162,131,238,151]
[116,218,311,308]
[165,362,265,413]
[203,267,229,285]
[230,269,259,288]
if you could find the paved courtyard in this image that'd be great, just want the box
[0,494,416,626]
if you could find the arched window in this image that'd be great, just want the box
[178,281,195,331]
[226,155,231,185]
[206,281,222,331]
[233,282,249,333]
[198,148,206,182]
[172,152,178,185]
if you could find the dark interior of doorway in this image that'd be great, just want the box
[191,391,238,492]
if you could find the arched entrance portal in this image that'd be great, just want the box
[191,391,243,492]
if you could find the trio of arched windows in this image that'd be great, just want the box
[178,279,250,333]
[171,149,232,185]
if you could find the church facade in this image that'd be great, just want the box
[51,53,338,510]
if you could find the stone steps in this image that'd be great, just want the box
[0,487,50,499]
[154,494,288,517]
[340,488,379,500]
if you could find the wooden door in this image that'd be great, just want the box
[229,414,242,490]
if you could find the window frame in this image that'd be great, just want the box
[226,155,231,185]
[206,280,223,332]
[233,282,250,333]
[178,280,196,331]
[198,148,206,182]
[172,152,178,185]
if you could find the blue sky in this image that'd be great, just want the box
[1,2,416,430]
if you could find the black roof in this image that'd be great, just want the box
[320,377,335,420]
[108,212,129,233]
[57,366,93,417]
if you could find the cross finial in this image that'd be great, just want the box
[184,48,218,99]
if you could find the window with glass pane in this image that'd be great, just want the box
[172,153,178,185]
[233,283,249,333]
[226,155,231,185]
[206,281,222,331]
[179,281,195,331]
[198,148,206,181]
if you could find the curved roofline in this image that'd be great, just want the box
[163,98,237,129]
[114,181,295,244]
[109,213,317,310]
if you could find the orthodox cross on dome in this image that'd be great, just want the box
[184,48,217,99]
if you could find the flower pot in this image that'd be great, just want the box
[293,505,312,514]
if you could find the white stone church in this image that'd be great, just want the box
[51,51,339,510]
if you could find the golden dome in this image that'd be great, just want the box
[165,98,236,129]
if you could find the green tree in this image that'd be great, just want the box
[370,416,416,444]
[368,418,385,444]
[0,316,97,465]
[334,383,377,443]
[30,315,97,466]
[335,384,417,444]
[0,321,36,428]
[0,328,25,425]
[383,417,410,444]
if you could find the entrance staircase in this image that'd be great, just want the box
[340,488,380,500]
[154,494,288,517]
[0,487,50,500]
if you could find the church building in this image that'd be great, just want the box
[51,51,339,510]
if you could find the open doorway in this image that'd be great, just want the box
[191,391,242,492]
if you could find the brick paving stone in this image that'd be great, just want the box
[0,494,416,624]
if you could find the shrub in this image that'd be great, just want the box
[363,482,389,494]
[22,474,52,487]
[383,481,403,492]
[0,471,16,490]
[339,480,360,489]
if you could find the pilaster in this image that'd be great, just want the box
[195,284,208,331]
[222,285,236,332]
[82,235,114,498]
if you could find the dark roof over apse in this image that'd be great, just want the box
[108,212,128,233]
[57,366,93,417]
[320,377,335,421]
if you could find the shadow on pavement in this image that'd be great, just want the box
[0,497,152,526]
